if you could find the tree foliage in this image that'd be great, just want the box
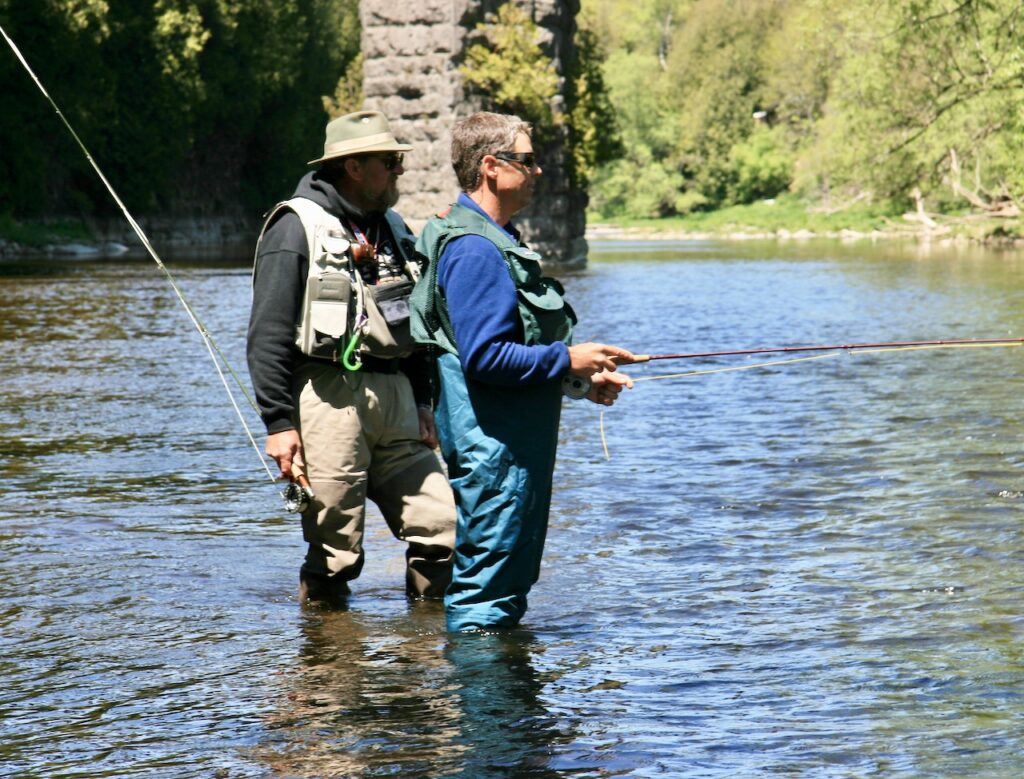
[460,3,561,129]
[584,0,1024,220]
[0,0,360,219]
[565,26,624,188]
[8,0,1023,226]
[459,1,622,188]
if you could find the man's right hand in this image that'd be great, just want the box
[266,429,304,481]
[568,342,636,377]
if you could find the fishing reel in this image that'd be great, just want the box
[282,482,314,513]
[562,374,592,400]
[281,468,315,514]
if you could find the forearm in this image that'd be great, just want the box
[247,217,307,432]
[467,339,569,385]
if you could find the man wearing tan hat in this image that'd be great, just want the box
[247,111,456,606]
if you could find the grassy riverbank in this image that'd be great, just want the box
[0,215,94,249]
[587,196,1024,243]
[0,213,254,259]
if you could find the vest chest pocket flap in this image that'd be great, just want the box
[303,272,351,357]
[372,278,414,325]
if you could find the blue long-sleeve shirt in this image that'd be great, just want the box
[437,194,571,385]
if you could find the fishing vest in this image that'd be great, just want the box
[255,196,420,362]
[410,202,576,356]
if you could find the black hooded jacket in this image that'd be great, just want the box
[246,170,429,434]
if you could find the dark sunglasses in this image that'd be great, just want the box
[493,151,536,168]
[363,152,404,171]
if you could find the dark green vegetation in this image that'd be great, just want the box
[0,0,359,228]
[580,0,1024,235]
[0,214,92,247]
[3,1,1022,245]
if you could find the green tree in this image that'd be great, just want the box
[460,2,561,129]
[0,0,116,215]
[727,125,794,204]
[0,0,360,219]
[323,52,364,119]
[565,25,623,188]
[585,0,796,217]
[460,2,622,191]
[587,48,682,217]
[793,0,1024,211]
[664,0,789,206]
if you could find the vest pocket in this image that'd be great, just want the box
[301,272,352,357]
[362,279,415,357]
[371,278,414,325]
[518,285,564,312]
[516,280,574,345]
[309,299,349,338]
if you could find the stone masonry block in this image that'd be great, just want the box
[363,54,453,80]
[362,25,455,58]
[362,0,452,25]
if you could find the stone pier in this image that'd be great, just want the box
[360,0,587,268]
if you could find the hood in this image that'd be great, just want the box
[292,170,381,225]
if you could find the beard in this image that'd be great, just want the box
[364,179,400,212]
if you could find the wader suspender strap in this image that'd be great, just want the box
[383,210,422,282]
[421,229,461,355]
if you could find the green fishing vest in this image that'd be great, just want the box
[410,203,576,356]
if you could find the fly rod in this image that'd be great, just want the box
[628,337,1024,363]
[1,23,292,502]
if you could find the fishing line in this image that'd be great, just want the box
[599,340,1023,459]
[1,24,276,485]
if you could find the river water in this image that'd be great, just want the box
[1,239,1022,778]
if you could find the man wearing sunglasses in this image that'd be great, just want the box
[411,112,635,631]
[248,111,455,606]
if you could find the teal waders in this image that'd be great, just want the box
[435,353,562,629]
[411,201,575,631]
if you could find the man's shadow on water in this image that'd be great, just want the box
[255,602,574,778]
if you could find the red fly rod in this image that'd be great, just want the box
[629,338,1024,363]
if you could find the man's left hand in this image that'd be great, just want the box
[418,406,440,449]
[586,370,634,407]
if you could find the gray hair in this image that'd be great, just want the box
[451,112,532,191]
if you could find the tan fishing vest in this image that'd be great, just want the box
[254,196,420,362]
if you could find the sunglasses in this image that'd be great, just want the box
[363,152,404,171]
[493,151,536,168]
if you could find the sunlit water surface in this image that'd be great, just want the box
[1,239,1022,778]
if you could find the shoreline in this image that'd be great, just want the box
[0,214,256,262]
[584,222,1024,247]
[0,238,253,262]
[4,216,1024,261]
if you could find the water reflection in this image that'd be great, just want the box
[443,631,573,778]
[259,606,573,778]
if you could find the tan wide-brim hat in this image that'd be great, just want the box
[307,110,413,166]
